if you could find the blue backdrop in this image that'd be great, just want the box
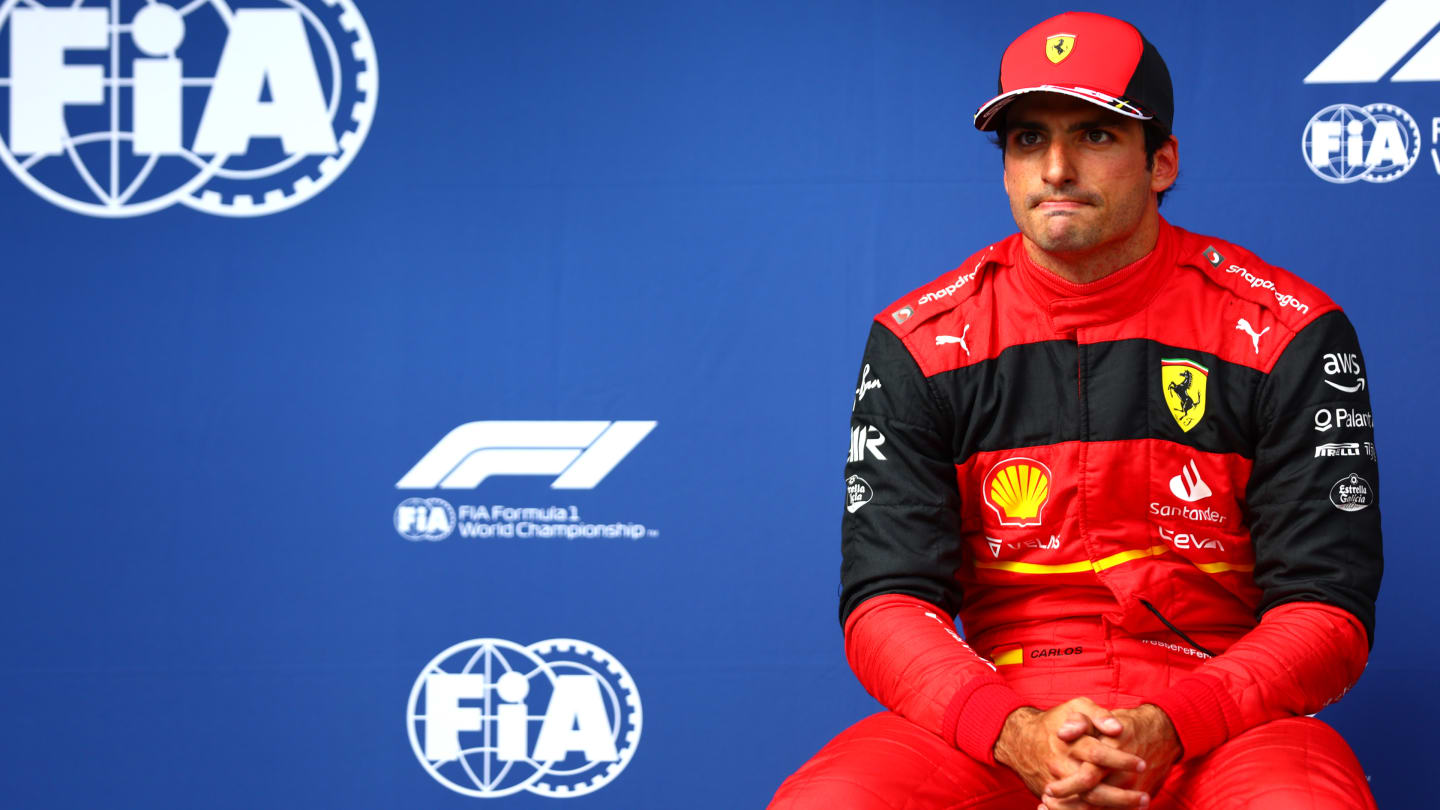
[1,0,1429,806]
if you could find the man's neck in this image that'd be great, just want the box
[1022,210,1162,285]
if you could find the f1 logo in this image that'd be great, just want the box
[396,421,656,490]
[1305,0,1440,83]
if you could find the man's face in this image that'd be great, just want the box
[1001,94,1173,259]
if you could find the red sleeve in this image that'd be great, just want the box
[1148,601,1369,761]
[844,593,1034,765]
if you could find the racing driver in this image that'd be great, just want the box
[771,11,1382,810]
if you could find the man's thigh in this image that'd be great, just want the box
[1157,716,1376,810]
[768,712,1034,810]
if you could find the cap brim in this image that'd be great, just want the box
[973,85,1153,131]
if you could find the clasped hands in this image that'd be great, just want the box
[993,699,1181,809]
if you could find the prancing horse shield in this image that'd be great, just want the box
[1046,34,1076,64]
[1162,358,1208,432]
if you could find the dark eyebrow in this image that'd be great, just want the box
[1006,118,1122,133]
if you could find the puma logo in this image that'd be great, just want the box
[1236,318,1270,353]
[936,324,971,355]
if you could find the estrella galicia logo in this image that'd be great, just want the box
[1302,103,1420,184]
[395,497,454,541]
[407,638,642,798]
[396,421,657,490]
[0,0,377,217]
[1329,473,1375,512]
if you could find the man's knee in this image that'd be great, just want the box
[768,712,1023,810]
[770,772,899,809]
[1165,717,1375,810]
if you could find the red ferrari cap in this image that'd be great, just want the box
[974,12,1173,134]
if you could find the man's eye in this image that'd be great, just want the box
[1085,130,1112,143]
[1015,132,1042,146]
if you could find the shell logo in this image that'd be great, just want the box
[982,458,1053,527]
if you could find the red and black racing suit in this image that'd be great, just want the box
[773,219,1382,809]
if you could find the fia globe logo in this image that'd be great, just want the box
[1302,103,1420,184]
[407,638,642,798]
[0,0,377,217]
[395,497,455,541]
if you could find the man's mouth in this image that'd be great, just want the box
[1034,198,1093,211]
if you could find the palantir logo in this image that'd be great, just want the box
[0,0,377,217]
[407,638,642,798]
[1302,102,1420,183]
[396,421,657,490]
[1305,0,1440,84]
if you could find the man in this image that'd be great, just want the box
[772,11,1381,810]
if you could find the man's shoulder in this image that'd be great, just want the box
[874,235,1019,339]
[1169,224,1341,333]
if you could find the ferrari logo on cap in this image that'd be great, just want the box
[1162,359,1209,433]
[1046,34,1076,64]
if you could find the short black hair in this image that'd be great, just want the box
[992,119,1175,208]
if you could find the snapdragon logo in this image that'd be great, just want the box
[0,0,377,217]
[918,267,979,305]
[407,638,642,798]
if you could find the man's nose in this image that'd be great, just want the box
[1041,141,1077,187]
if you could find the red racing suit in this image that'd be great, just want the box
[839,218,1382,767]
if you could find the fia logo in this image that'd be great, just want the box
[0,0,377,217]
[1302,103,1420,183]
[408,638,642,798]
[397,421,657,490]
[395,498,455,541]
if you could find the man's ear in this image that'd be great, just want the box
[1152,135,1179,193]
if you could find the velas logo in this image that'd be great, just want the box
[1302,103,1420,184]
[1305,0,1440,84]
[407,638,641,798]
[0,0,377,217]
[1162,358,1208,433]
[396,421,656,490]
[1045,33,1075,64]
[982,457,1052,527]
